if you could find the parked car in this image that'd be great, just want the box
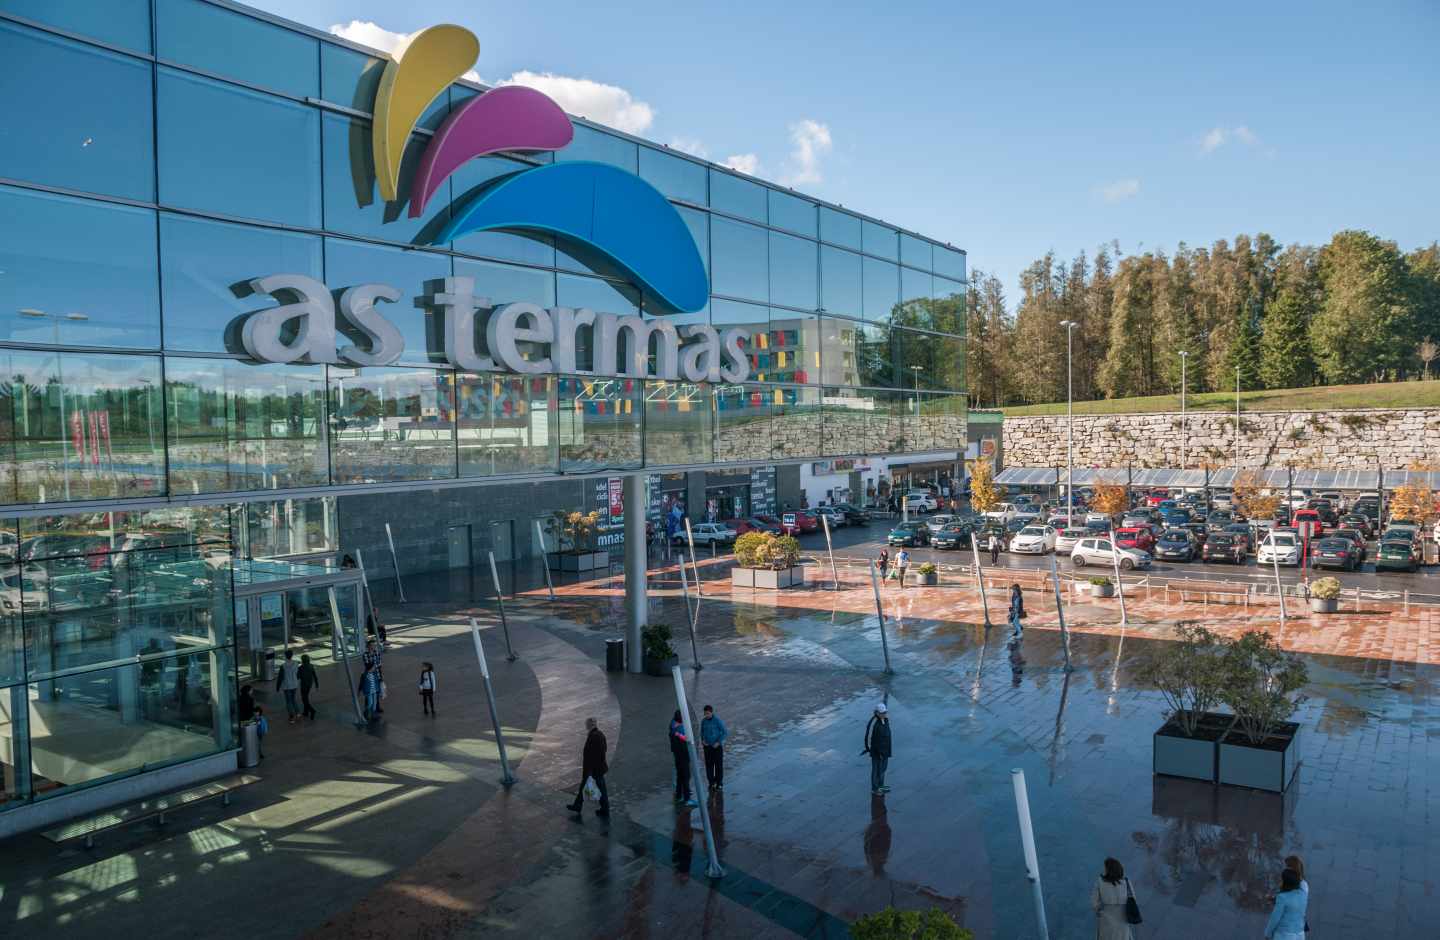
[736,517,783,536]
[1329,528,1368,563]
[1257,531,1301,567]
[1054,527,1088,554]
[1375,537,1421,573]
[1201,533,1247,564]
[1205,510,1234,532]
[1210,490,1234,510]
[1112,526,1156,553]
[927,514,957,530]
[1121,510,1158,529]
[1161,508,1192,527]
[1290,508,1325,538]
[781,511,820,535]
[904,492,939,513]
[1340,513,1373,539]
[887,521,931,547]
[1182,522,1210,550]
[1306,498,1339,526]
[985,504,1019,524]
[1223,523,1254,554]
[930,523,973,550]
[1353,497,1381,521]
[977,520,1010,551]
[1084,512,1112,527]
[1084,519,1113,536]
[679,523,737,546]
[832,503,870,525]
[1153,529,1197,562]
[1070,537,1152,570]
[1311,536,1361,571]
[1010,525,1058,555]
[814,506,848,529]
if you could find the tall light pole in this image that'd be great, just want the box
[1060,320,1078,521]
[909,364,922,417]
[1179,351,1189,471]
[1234,366,1241,471]
[20,309,89,501]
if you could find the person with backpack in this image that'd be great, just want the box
[669,710,695,807]
[297,654,319,720]
[862,702,892,795]
[418,662,437,715]
[275,649,301,723]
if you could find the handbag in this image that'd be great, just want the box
[1124,878,1143,925]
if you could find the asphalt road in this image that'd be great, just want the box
[790,515,1440,597]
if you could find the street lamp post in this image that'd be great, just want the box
[909,365,922,418]
[1234,366,1241,471]
[1179,351,1189,470]
[1059,321,1078,522]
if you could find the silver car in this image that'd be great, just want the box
[1070,537,1152,570]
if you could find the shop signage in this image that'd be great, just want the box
[240,273,750,383]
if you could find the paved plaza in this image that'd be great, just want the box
[1,559,1435,939]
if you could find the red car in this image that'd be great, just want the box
[1113,526,1156,553]
[1291,509,1325,538]
[731,518,782,536]
[781,511,820,535]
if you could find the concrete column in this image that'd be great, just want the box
[624,472,647,672]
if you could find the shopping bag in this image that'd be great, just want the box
[583,776,601,801]
[380,680,388,700]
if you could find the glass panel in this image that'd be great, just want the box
[644,381,712,466]
[0,0,151,51]
[711,217,768,303]
[862,221,898,261]
[449,155,555,266]
[556,377,641,471]
[820,245,862,320]
[900,234,932,271]
[768,190,817,237]
[931,277,966,334]
[0,187,160,350]
[1,350,165,505]
[895,330,964,392]
[556,274,639,316]
[323,239,451,367]
[709,171,766,223]
[322,114,436,243]
[157,68,321,228]
[819,206,861,249]
[236,497,335,558]
[935,246,966,281]
[320,43,450,128]
[160,214,322,355]
[676,204,711,281]
[819,316,865,387]
[19,507,229,554]
[328,366,457,482]
[0,23,154,200]
[715,385,819,462]
[156,0,317,98]
[754,311,819,385]
[917,392,966,454]
[896,267,934,331]
[456,375,555,476]
[768,232,818,311]
[555,124,637,173]
[863,257,899,322]
[639,147,706,204]
[710,298,769,332]
[868,389,908,454]
[820,386,872,457]
[27,651,235,798]
[165,357,329,493]
[859,321,897,388]
[454,258,555,308]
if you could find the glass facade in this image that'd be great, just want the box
[0,0,966,813]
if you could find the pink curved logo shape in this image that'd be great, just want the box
[408,85,574,218]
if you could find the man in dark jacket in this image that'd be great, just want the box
[863,703,893,795]
[568,717,610,817]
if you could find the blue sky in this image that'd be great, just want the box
[253,0,1439,300]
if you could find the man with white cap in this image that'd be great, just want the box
[863,701,893,795]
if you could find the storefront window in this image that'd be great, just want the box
[644,381,712,467]
[556,377,642,472]
[236,497,335,558]
[166,357,329,493]
[329,367,457,483]
[157,0,317,98]
[456,375,556,477]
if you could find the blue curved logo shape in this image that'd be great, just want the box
[433,162,709,315]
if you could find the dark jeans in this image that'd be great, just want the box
[421,690,435,714]
[574,773,609,812]
[897,566,908,589]
[673,751,692,800]
[282,688,299,717]
[300,687,316,719]
[704,744,724,786]
[871,755,889,791]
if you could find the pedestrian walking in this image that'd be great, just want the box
[297,653,319,720]
[1008,583,1026,638]
[363,639,385,713]
[275,649,301,723]
[990,535,1001,565]
[359,664,381,720]
[701,705,728,790]
[862,702,892,795]
[877,548,890,582]
[1091,857,1138,940]
[1282,855,1310,935]
[895,548,911,589]
[568,717,610,817]
[418,661,437,715]
[253,705,268,759]
[1265,868,1308,940]
[669,710,696,806]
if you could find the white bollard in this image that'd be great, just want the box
[1011,769,1050,939]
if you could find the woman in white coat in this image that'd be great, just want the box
[1091,857,1136,940]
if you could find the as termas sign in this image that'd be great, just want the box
[241,274,751,384]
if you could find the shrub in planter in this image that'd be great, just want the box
[851,907,972,940]
[641,623,679,676]
[916,561,938,585]
[1309,576,1341,613]
[1138,623,1231,781]
[1088,576,1114,597]
[732,531,803,587]
[547,509,608,570]
[1218,630,1307,791]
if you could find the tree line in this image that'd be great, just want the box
[965,231,1440,408]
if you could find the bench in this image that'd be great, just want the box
[41,773,259,849]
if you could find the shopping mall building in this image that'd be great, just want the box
[0,0,966,833]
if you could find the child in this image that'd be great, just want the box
[419,662,437,715]
[254,705,269,760]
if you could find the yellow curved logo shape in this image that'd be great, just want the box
[372,24,480,202]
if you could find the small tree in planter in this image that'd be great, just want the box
[732,531,804,588]
[1309,576,1341,613]
[1088,576,1114,597]
[1137,623,1232,781]
[641,623,679,676]
[916,561,938,585]
[1217,630,1308,791]
[852,907,971,940]
[547,510,607,571]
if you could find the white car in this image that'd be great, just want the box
[814,507,847,529]
[984,503,1018,523]
[904,492,939,512]
[675,523,737,546]
[1084,512,1112,526]
[1070,537,1152,570]
[1257,532,1300,566]
[1054,527,1088,554]
[1010,525,1058,554]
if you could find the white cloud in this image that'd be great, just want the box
[781,119,833,186]
[328,21,479,81]
[1201,127,1228,153]
[1200,125,1263,154]
[499,71,653,134]
[722,153,760,175]
[668,137,709,159]
[1095,178,1141,203]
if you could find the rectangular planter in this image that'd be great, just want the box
[731,566,804,589]
[643,654,679,677]
[917,571,938,585]
[1218,722,1301,793]
[1153,712,1234,783]
[548,551,609,572]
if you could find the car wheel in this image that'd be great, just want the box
[1073,555,1086,567]
[1121,558,1135,570]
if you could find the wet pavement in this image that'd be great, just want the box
[1,565,1436,939]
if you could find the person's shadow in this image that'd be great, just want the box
[863,794,892,876]
[1008,636,1026,686]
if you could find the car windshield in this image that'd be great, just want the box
[1208,535,1233,546]
[1161,530,1188,540]
[941,524,966,533]
[1019,527,1045,536]
[1381,541,1409,552]
[1317,539,1346,549]
[1062,528,1087,537]
[1269,535,1296,546]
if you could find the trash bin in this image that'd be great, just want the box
[605,638,625,672]
[239,720,260,768]
[254,649,276,683]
